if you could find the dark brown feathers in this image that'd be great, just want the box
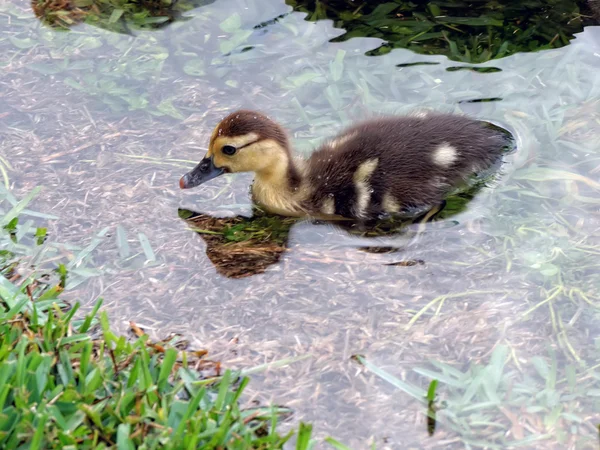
[302,113,509,218]
[204,110,510,220]
[213,110,289,151]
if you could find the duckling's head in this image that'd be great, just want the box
[179,110,291,190]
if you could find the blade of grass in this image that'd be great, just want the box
[353,355,426,402]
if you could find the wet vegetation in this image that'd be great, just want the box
[31,0,216,33]
[0,189,327,449]
[287,0,600,61]
[178,162,511,279]
[179,209,295,278]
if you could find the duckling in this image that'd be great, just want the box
[179,110,510,220]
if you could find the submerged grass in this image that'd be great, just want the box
[0,188,336,449]
[31,0,216,33]
[175,158,515,279]
[355,347,600,448]
[177,209,296,279]
[288,0,598,62]
[2,0,600,447]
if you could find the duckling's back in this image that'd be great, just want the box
[303,113,509,219]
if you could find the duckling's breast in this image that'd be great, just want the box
[303,114,510,219]
[251,179,307,217]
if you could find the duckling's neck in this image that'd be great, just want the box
[251,154,308,217]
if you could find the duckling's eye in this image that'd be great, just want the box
[222,145,237,156]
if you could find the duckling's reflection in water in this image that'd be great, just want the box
[178,208,293,279]
[178,182,487,279]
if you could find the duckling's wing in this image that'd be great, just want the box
[305,115,508,218]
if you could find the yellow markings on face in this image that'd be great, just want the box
[432,142,459,167]
[353,158,378,218]
[321,196,335,215]
[210,132,260,170]
[243,139,289,178]
[382,192,401,213]
[250,148,314,218]
[206,124,222,157]
[214,132,260,152]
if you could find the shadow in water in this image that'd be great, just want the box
[177,208,293,279]
[446,66,503,73]
[178,177,495,279]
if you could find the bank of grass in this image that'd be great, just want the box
[0,189,338,449]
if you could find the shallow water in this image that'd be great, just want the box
[1,0,600,448]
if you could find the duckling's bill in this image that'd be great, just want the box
[179,155,225,189]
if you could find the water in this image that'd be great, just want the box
[1,0,599,447]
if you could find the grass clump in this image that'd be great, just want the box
[0,189,315,449]
[0,299,296,448]
[354,347,600,447]
[288,0,597,62]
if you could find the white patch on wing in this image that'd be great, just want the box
[321,196,335,215]
[431,176,450,191]
[432,142,459,167]
[353,158,378,218]
[382,192,401,213]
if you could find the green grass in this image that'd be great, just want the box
[287,0,596,62]
[354,348,600,447]
[31,0,215,33]
[0,300,291,448]
[0,188,332,449]
[3,0,599,447]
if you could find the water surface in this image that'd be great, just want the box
[1,0,599,447]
